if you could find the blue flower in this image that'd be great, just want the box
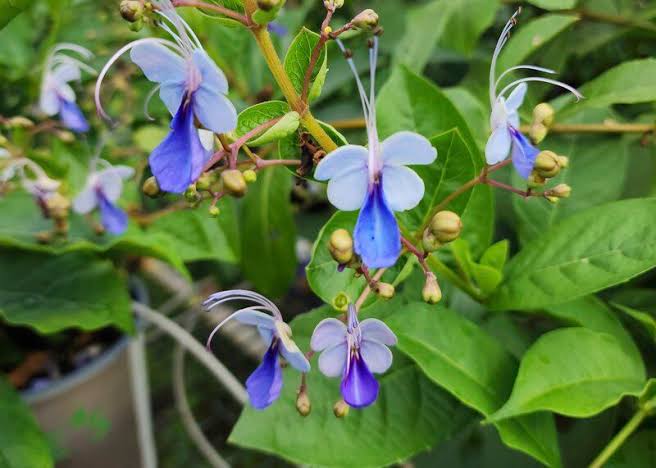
[95,0,237,193]
[314,37,437,268]
[205,290,311,410]
[40,43,95,133]
[486,10,582,179]
[72,161,134,235]
[310,304,397,408]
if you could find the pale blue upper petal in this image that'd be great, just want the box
[192,87,237,134]
[318,342,348,377]
[98,166,134,202]
[279,341,311,373]
[326,167,368,211]
[192,49,229,94]
[72,185,97,214]
[314,145,368,180]
[380,165,425,212]
[130,42,186,84]
[233,309,277,330]
[485,125,511,165]
[360,318,397,346]
[380,131,437,167]
[360,339,393,374]
[505,83,527,111]
[310,318,347,351]
[159,81,186,116]
[508,110,520,129]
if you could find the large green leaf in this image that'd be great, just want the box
[393,0,499,72]
[0,250,132,333]
[610,288,656,342]
[240,166,296,297]
[0,0,30,29]
[234,101,300,146]
[148,198,240,264]
[384,300,561,467]
[229,306,474,467]
[489,327,646,421]
[283,27,327,102]
[0,378,53,468]
[525,0,577,8]
[558,59,656,117]
[0,191,190,278]
[606,430,656,468]
[490,198,656,310]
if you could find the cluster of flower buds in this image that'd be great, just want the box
[527,150,570,191]
[119,0,154,31]
[422,210,463,253]
[352,9,379,30]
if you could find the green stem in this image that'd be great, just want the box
[426,254,483,302]
[589,408,648,468]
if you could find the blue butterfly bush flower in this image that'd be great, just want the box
[95,0,237,193]
[205,290,311,410]
[314,37,437,268]
[311,304,397,408]
[40,43,95,133]
[72,161,134,235]
[1,158,61,204]
[486,10,582,178]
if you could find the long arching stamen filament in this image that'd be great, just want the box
[494,65,556,92]
[489,8,522,105]
[206,306,272,350]
[143,84,163,121]
[203,289,282,320]
[498,77,583,102]
[50,56,97,76]
[335,38,371,127]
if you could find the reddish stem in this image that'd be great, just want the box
[401,236,430,274]
[171,0,250,26]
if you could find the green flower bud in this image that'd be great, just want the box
[256,0,281,11]
[128,17,144,32]
[120,0,144,22]
[221,169,247,197]
[7,116,34,128]
[196,173,212,191]
[556,155,569,169]
[527,171,546,188]
[376,282,395,300]
[45,193,70,220]
[184,184,199,202]
[208,205,221,217]
[533,103,555,127]
[534,150,560,178]
[422,230,443,253]
[142,176,160,198]
[429,210,462,244]
[546,195,560,204]
[296,390,311,417]
[352,9,378,30]
[529,123,548,145]
[331,0,345,8]
[333,399,350,418]
[328,228,354,264]
[551,183,571,199]
[332,292,350,312]
[56,130,75,143]
[422,273,442,305]
[243,169,257,184]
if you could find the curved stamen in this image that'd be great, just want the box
[206,305,272,350]
[143,84,163,121]
[203,289,282,320]
[489,8,522,105]
[94,38,183,122]
[498,77,583,102]
[335,38,371,128]
[50,55,97,76]
[494,65,555,92]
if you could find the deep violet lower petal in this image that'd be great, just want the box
[58,97,89,133]
[509,127,540,180]
[340,352,379,408]
[245,341,283,410]
[96,189,128,235]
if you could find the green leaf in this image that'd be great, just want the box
[283,27,327,102]
[525,0,577,9]
[249,112,300,146]
[444,87,489,150]
[606,430,656,468]
[393,0,499,72]
[235,101,299,147]
[559,59,656,117]
[481,240,510,271]
[489,327,646,421]
[490,198,656,310]
[133,125,169,153]
[240,166,296,297]
[610,288,656,342]
[0,191,190,279]
[497,14,579,71]
[384,300,561,467]
[0,0,30,29]
[0,378,53,468]
[148,198,240,264]
[0,250,133,333]
[229,306,474,467]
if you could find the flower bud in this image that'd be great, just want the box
[7,116,34,128]
[328,0,344,8]
[256,0,281,11]
[551,183,571,199]
[422,230,442,253]
[546,195,560,204]
[429,211,462,244]
[195,173,212,191]
[328,229,353,265]
[333,399,350,418]
[332,292,350,312]
[243,169,257,184]
[296,390,311,417]
[527,171,546,188]
[208,205,220,217]
[534,150,560,178]
[533,103,555,127]
[556,155,569,169]
[128,17,144,32]
[184,184,199,202]
[422,273,442,305]
[142,176,160,198]
[56,130,75,143]
[221,169,247,197]
[529,123,548,145]
[376,282,395,300]
[120,0,144,22]
[352,9,378,30]
[45,193,70,220]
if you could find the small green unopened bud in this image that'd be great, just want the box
[45,193,70,220]
[429,211,462,244]
[527,171,546,188]
[7,116,34,128]
[556,155,569,169]
[56,130,75,143]
[551,183,571,199]
[120,0,144,22]
[546,195,560,204]
[296,391,311,417]
[534,150,560,178]
[533,103,555,127]
[256,0,280,11]
[196,173,212,191]
[376,282,395,300]
[529,123,548,145]
[330,0,345,8]
[142,176,160,198]
[208,205,220,217]
[243,169,257,184]
[184,184,198,202]
[128,17,144,32]
[422,230,442,253]
[221,169,247,197]
[332,292,350,312]
[352,9,378,30]
[333,399,350,418]
[422,273,442,305]
[329,229,353,264]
